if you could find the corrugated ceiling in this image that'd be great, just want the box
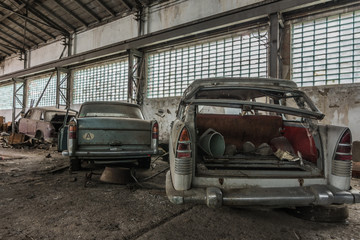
[0,0,163,61]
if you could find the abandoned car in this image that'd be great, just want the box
[62,101,158,170]
[18,107,76,142]
[166,78,359,217]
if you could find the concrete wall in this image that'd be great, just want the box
[0,55,24,75]
[74,15,138,54]
[142,97,181,142]
[301,84,360,141]
[146,0,264,33]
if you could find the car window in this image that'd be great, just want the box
[25,110,33,119]
[30,110,42,120]
[78,104,144,119]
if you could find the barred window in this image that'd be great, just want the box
[147,29,268,98]
[0,84,14,109]
[27,75,60,107]
[73,60,128,104]
[292,10,360,86]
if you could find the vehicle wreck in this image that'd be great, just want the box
[62,101,159,170]
[166,78,359,215]
[18,107,76,143]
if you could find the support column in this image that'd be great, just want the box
[11,78,26,134]
[269,13,281,78]
[56,67,70,108]
[127,49,143,104]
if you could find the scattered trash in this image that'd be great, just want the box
[225,144,237,156]
[274,148,300,162]
[256,143,273,156]
[9,133,26,144]
[199,128,225,157]
[243,141,256,153]
[46,154,52,158]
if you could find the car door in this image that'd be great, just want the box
[28,109,42,136]
[18,109,33,135]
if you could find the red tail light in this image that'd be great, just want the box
[176,127,191,158]
[152,122,159,139]
[334,130,352,161]
[69,120,77,139]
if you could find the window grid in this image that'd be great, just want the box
[27,75,63,107]
[147,30,268,98]
[73,60,128,104]
[0,84,21,110]
[292,10,360,86]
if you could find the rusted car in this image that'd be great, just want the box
[18,107,76,142]
[166,77,359,221]
[62,101,158,170]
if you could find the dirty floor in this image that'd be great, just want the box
[1,147,360,240]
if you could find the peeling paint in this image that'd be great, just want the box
[302,83,360,141]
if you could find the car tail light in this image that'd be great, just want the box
[176,127,191,159]
[69,120,77,139]
[332,129,352,179]
[334,130,352,161]
[152,122,159,140]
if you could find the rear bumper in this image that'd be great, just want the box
[62,149,157,159]
[166,171,360,208]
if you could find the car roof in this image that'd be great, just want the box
[80,101,140,108]
[29,107,75,113]
[182,77,298,100]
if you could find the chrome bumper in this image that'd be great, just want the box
[166,171,360,208]
[62,149,157,158]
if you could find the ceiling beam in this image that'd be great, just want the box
[52,0,87,28]
[0,43,16,54]
[6,17,46,42]
[0,3,58,37]
[0,48,12,56]
[36,3,75,32]
[120,0,133,11]
[0,1,26,23]
[95,0,115,17]
[0,27,30,48]
[74,0,101,23]
[26,4,70,34]
[0,35,24,51]
[0,0,334,83]
[0,22,38,45]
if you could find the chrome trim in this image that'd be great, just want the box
[335,152,352,156]
[62,149,155,158]
[166,171,360,207]
[338,143,351,147]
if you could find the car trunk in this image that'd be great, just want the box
[77,117,152,151]
[50,114,74,132]
[195,113,322,178]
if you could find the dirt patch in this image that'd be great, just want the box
[0,147,360,240]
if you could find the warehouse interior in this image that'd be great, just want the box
[1,0,360,239]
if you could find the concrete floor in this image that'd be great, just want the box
[1,147,360,240]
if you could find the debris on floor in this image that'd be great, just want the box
[353,162,360,178]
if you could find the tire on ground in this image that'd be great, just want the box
[138,157,151,169]
[287,205,349,222]
[70,157,81,171]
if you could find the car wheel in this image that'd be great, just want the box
[287,205,349,223]
[138,157,151,169]
[70,157,81,171]
[35,130,44,142]
[159,143,169,162]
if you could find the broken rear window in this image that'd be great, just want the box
[78,104,144,119]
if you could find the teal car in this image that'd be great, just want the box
[62,101,158,170]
